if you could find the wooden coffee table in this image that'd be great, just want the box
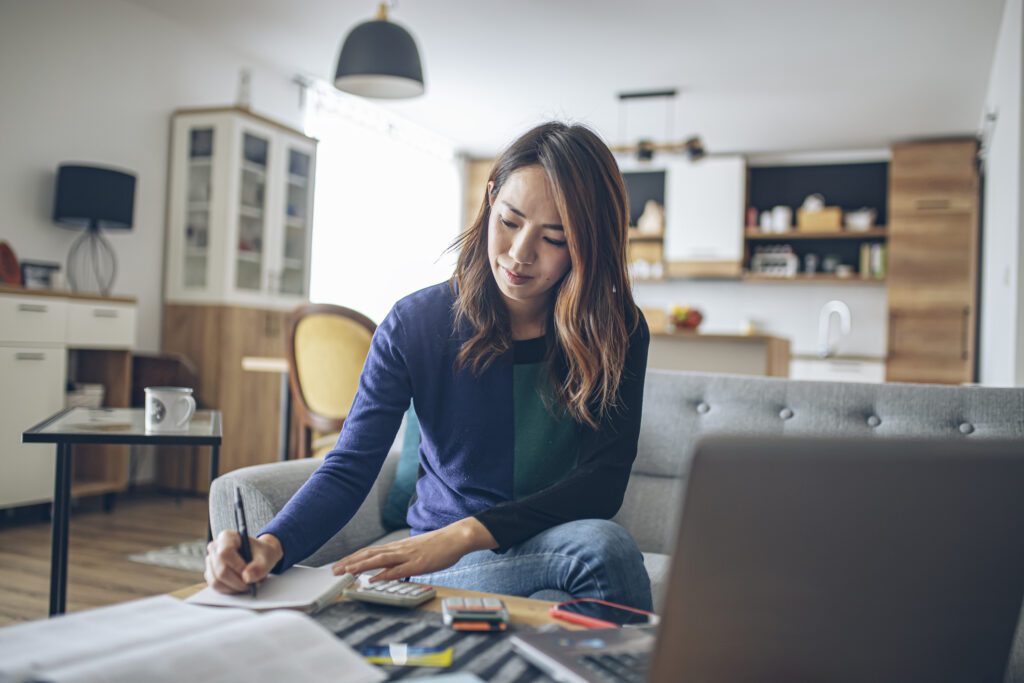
[170,581,575,629]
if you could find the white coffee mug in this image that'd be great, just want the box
[145,386,196,432]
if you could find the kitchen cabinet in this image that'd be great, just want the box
[664,156,746,277]
[790,357,886,384]
[648,331,790,377]
[619,155,746,280]
[886,139,978,384]
[0,287,135,509]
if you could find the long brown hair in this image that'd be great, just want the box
[449,122,639,430]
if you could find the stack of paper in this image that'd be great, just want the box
[0,595,384,683]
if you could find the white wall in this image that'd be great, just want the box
[634,281,888,358]
[979,0,1024,386]
[0,0,305,352]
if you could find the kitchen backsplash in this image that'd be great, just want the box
[634,280,888,358]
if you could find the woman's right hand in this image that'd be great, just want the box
[204,530,284,594]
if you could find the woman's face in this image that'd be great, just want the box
[486,165,572,315]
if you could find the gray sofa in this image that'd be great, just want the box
[210,370,1024,676]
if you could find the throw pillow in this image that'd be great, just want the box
[382,404,421,530]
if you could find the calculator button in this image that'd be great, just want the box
[408,588,425,596]
[483,599,502,607]
[465,598,481,607]
[396,586,414,594]
[447,598,463,607]
[385,585,403,593]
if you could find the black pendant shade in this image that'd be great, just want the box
[334,5,425,99]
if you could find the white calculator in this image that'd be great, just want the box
[343,578,436,608]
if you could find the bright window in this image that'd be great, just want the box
[305,84,463,324]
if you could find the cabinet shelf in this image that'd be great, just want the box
[742,273,886,285]
[236,251,262,263]
[285,217,306,229]
[189,158,212,167]
[282,258,305,269]
[287,174,308,187]
[241,161,267,176]
[239,205,264,219]
[745,228,888,241]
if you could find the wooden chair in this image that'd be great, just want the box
[286,304,376,458]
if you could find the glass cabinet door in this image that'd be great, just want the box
[236,131,269,291]
[184,127,213,288]
[279,147,311,296]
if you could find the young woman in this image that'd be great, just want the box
[205,121,652,609]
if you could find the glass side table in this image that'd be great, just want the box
[23,407,222,616]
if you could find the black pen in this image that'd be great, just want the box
[234,487,257,597]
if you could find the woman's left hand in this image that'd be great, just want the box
[332,517,497,582]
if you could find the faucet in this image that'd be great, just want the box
[818,300,851,358]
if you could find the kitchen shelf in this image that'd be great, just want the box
[745,228,887,241]
[241,161,267,176]
[742,273,886,285]
[627,233,664,243]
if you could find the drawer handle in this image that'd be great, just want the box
[15,352,46,361]
[17,304,48,313]
[915,198,950,210]
[93,309,120,318]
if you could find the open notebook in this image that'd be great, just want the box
[0,595,384,683]
[186,565,356,613]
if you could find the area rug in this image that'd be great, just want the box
[128,538,206,573]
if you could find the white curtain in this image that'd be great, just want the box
[304,83,464,324]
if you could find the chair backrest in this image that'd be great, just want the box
[287,304,376,457]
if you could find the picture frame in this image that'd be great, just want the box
[20,260,62,290]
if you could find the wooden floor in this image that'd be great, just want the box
[0,494,209,626]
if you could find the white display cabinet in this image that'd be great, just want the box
[165,107,317,309]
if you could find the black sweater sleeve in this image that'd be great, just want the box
[473,313,650,550]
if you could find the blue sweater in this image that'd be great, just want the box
[262,282,650,570]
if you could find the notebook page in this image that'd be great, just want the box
[186,565,355,612]
[43,610,385,683]
[0,596,251,682]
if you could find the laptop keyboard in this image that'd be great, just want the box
[579,651,651,682]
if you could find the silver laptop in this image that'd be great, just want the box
[512,437,1024,683]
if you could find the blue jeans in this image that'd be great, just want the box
[410,519,653,611]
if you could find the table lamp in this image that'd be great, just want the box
[52,164,136,296]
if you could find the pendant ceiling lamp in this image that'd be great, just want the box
[334,2,425,99]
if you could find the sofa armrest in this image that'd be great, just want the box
[209,449,400,567]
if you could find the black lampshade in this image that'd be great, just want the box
[334,7,425,99]
[53,164,136,231]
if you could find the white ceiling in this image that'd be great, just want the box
[126,0,1005,158]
